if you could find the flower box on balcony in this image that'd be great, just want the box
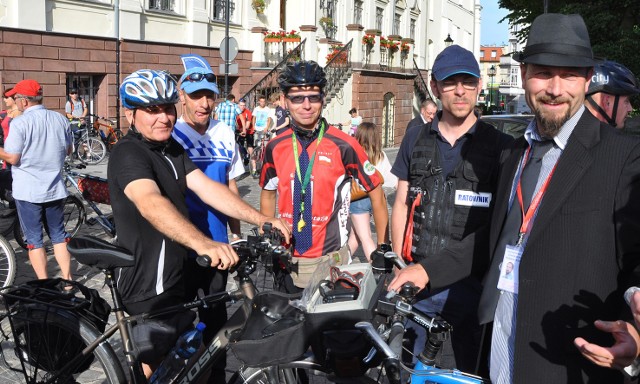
[264,38,282,43]
[283,37,301,43]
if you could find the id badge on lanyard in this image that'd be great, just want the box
[497,145,557,294]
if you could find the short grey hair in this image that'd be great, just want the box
[14,93,43,104]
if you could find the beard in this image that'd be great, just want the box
[533,96,572,138]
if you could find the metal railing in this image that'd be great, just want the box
[323,39,353,105]
[413,58,433,101]
[241,39,307,110]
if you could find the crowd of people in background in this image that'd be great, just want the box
[2,10,640,384]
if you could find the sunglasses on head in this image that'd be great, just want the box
[285,94,324,104]
[69,91,78,94]
[184,73,217,83]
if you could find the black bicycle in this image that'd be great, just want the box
[0,224,290,383]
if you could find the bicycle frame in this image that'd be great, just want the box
[64,168,115,237]
[58,228,287,384]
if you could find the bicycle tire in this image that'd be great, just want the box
[77,137,107,165]
[0,305,125,383]
[14,195,86,250]
[252,146,264,173]
[0,234,16,288]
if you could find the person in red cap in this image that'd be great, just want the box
[0,79,74,281]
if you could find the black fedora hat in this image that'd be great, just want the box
[514,13,596,68]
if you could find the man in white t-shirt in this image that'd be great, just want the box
[250,94,274,177]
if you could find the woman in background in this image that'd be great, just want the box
[348,122,396,260]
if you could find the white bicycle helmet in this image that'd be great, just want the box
[120,69,179,109]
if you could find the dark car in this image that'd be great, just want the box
[480,114,533,138]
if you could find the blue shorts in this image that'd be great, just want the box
[350,196,372,214]
[15,199,69,249]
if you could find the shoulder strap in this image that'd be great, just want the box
[409,122,440,185]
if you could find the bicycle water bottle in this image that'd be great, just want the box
[149,322,206,384]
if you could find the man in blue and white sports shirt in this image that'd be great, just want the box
[171,55,245,383]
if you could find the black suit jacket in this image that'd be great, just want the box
[478,111,640,383]
[406,115,426,131]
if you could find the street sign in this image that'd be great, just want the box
[219,63,239,75]
[219,37,239,62]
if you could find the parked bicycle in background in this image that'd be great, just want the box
[69,117,107,165]
[87,114,123,151]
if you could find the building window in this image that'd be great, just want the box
[510,67,519,86]
[410,18,416,40]
[354,0,363,25]
[149,0,175,11]
[491,50,497,58]
[375,7,383,31]
[213,0,235,22]
[393,13,401,35]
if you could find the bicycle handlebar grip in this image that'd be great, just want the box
[261,222,273,233]
[196,255,211,268]
[386,321,404,384]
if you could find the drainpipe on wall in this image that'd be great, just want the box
[115,0,121,129]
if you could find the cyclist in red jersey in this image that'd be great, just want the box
[236,98,253,165]
[259,61,389,293]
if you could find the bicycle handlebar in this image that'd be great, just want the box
[195,223,290,276]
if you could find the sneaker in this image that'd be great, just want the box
[251,171,259,179]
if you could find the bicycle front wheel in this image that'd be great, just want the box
[0,305,125,383]
[14,195,86,250]
[0,234,16,288]
[77,137,107,165]
[252,146,264,173]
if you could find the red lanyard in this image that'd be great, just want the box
[515,145,558,246]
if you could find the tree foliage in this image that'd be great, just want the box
[498,0,640,76]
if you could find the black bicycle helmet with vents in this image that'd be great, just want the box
[277,61,327,92]
[587,61,640,96]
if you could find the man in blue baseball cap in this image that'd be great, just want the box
[172,57,245,383]
[389,44,512,372]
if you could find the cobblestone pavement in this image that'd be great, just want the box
[5,147,399,382]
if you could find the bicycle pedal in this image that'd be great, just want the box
[86,217,97,225]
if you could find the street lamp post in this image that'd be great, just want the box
[488,65,497,109]
[444,34,454,47]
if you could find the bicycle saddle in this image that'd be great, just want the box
[68,235,134,269]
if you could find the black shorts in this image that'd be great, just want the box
[237,133,255,148]
[125,289,196,364]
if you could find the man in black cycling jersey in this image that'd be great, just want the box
[108,69,290,377]
[584,60,640,129]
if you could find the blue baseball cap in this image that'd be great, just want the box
[179,68,220,95]
[432,45,480,81]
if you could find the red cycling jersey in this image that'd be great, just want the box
[261,122,381,258]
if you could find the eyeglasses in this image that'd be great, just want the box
[183,73,217,83]
[138,105,176,115]
[285,94,324,104]
[439,79,479,92]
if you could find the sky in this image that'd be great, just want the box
[481,1,510,46]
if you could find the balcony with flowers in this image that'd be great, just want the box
[263,30,304,66]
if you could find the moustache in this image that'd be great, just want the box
[537,96,570,105]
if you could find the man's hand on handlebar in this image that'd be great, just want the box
[388,263,429,292]
[200,241,240,270]
[259,218,292,244]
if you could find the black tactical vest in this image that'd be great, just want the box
[407,121,505,263]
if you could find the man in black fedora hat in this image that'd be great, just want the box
[475,13,640,383]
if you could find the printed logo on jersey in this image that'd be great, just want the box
[363,160,376,175]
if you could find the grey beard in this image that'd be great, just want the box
[535,108,571,139]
